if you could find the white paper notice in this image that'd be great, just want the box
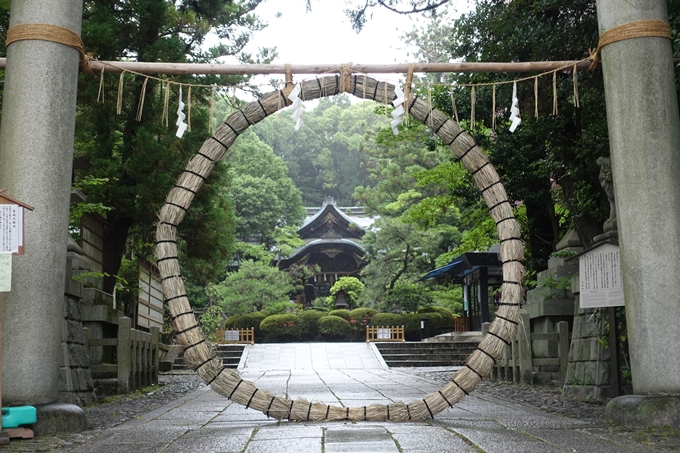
[0,204,20,253]
[0,252,12,292]
[225,330,240,341]
[579,242,624,308]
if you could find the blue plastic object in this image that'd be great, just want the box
[1,406,36,428]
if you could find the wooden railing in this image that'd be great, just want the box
[366,325,405,342]
[489,312,570,385]
[454,316,469,332]
[85,316,160,394]
[215,328,255,344]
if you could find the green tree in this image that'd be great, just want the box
[73,0,270,293]
[253,95,388,205]
[406,0,611,270]
[328,276,365,307]
[227,129,305,245]
[360,216,451,306]
[207,260,294,316]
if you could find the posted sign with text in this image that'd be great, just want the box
[0,204,20,253]
[579,242,624,308]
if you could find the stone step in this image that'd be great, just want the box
[375,342,478,349]
[384,360,467,367]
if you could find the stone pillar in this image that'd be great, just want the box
[596,0,680,425]
[0,0,85,433]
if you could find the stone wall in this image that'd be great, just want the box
[563,273,615,400]
[59,242,95,406]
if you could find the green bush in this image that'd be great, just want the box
[298,309,325,341]
[402,312,443,341]
[318,315,351,340]
[230,311,268,341]
[348,308,378,340]
[370,312,403,328]
[260,314,300,342]
[349,308,377,325]
[328,309,351,321]
[418,306,456,331]
[380,281,434,313]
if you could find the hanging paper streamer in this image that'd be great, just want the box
[509,81,521,133]
[176,86,188,138]
[288,83,304,131]
[390,85,405,135]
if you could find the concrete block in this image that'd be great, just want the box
[578,339,592,362]
[61,343,90,368]
[572,317,583,339]
[574,362,585,385]
[63,297,81,320]
[34,404,87,436]
[58,368,93,393]
[564,363,577,385]
[583,362,610,386]
[606,396,680,428]
[62,319,86,344]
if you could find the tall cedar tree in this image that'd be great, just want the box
[75,0,269,293]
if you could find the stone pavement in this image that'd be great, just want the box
[57,343,663,452]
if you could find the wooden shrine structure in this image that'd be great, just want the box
[278,197,371,307]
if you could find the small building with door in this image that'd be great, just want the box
[420,245,503,331]
[278,197,373,307]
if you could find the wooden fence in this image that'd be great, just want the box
[366,325,405,342]
[85,316,160,394]
[488,312,570,385]
[215,328,255,344]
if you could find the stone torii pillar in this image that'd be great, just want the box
[0,0,86,433]
[596,1,680,426]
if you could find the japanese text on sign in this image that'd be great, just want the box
[0,204,20,253]
[579,243,624,308]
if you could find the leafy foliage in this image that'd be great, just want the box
[253,96,387,205]
[328,277,365,307]
[207,260,294,316]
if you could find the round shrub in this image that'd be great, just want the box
[298,309,325,341]
[318,315,351,340]
[418,306,456,331]
[370,312,403,328]
[349,308,377,326]
[328,309,351,321]
[234,312,268,341]
[402,312,443,340]
[260,314,300,342]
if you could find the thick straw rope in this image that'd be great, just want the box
[5,23,92,73]
[155,75,525,421]
[588,19,672,70]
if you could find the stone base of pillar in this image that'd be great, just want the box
[606,395,680,428]
[33,403,87,436]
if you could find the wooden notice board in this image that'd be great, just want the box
[0,189,35,256]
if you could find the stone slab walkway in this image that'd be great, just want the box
[239,342,387,370]
[64,343,660,453]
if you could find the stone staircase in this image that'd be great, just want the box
[374,340,480,367]
[169,344,246,370]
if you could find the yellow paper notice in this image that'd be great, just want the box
[0,252,11,292]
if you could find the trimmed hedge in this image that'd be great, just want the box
[370,312,403,328]
[418,306,456,331]
[402,312,444,340]
[328,309,351,320]
[318,315,351,340]
[260,314,300,342]
[348,308,377,325]
[223,311,268,342]
[298,310,326,341]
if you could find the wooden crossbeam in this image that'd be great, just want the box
[0,58,595,76]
